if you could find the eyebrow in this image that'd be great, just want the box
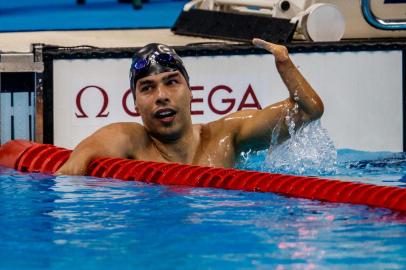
[138,79,154,87]
[162,72,181,81]
[138,72,180,87]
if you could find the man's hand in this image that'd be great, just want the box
[252,38,289,64]
[56,156,89,176]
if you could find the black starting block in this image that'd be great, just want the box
[172,9,297,43]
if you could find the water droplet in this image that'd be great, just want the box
[266,120,337,175]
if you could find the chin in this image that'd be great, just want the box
[150,125,183,142]
[155,131,182,143]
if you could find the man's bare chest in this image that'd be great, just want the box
[132,135,236,168]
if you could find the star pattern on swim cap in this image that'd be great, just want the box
[157,44,173,54]
[149,51,160,65]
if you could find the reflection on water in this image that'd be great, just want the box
[1,146,406,269]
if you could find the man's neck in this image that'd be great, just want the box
[150,125,201,164]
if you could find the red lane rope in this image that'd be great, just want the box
[0,140,405,212]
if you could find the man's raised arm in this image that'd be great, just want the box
[231,38,324,151]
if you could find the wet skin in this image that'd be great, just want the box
[57,38,324,175]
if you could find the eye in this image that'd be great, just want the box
[166,79,179,86]
[140,85,153,92]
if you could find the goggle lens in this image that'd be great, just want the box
[131,53,177,76]
[133,58,149,71]
[155,53,175,65]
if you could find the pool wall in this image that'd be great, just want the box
[1,40,405,152]
[46,41,405,151]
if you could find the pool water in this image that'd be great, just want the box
[0,150,405,270]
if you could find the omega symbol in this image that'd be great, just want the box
[75,85,109,118]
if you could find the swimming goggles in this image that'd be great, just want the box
[129,51,189,91]
[130,52,180,78]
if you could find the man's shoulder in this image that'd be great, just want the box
[200,116,239,136]
[205,110,254,128]
[98,122,149,148]
[201,109,258,136]
[98,122,147,139]
[104,122,145,132]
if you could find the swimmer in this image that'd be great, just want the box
[56,38,324,175]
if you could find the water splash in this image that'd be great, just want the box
[237,93,337,175]
[266,119,337,175]
[237,118,337,176]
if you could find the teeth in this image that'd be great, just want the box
[160,111,171,117]
[156,109,176,118]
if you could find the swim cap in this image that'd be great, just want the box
[129,43,190,95]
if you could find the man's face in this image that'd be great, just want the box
[135,71,192,141]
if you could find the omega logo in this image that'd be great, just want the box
[75,84,262,118]
[75,85,110,118]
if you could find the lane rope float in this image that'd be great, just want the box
[0,140,405,212]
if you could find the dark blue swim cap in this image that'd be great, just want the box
[129,43,190,95]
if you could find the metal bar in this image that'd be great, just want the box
[29,91,33,141]
[361,0,406,30]
[403,50,406,151]
[29,114,32,141]
[214,0,276,8]
[0,53,43,73]
[0,75,1,145]
[33,44,44,144]
[11,115,14,140]
[35,72,44,144]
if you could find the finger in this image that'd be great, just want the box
[252,38,267,48]
[252,38,275,53]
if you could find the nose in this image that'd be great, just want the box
[155,84,170,105]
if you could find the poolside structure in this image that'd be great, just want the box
[0,0,405,152]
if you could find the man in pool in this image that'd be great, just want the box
[57,38,324,175]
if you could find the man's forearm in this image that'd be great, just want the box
[276,58,324,119]
[56,139,108,175]
[56,149,94,175]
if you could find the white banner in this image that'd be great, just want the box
[53,50,403,151]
